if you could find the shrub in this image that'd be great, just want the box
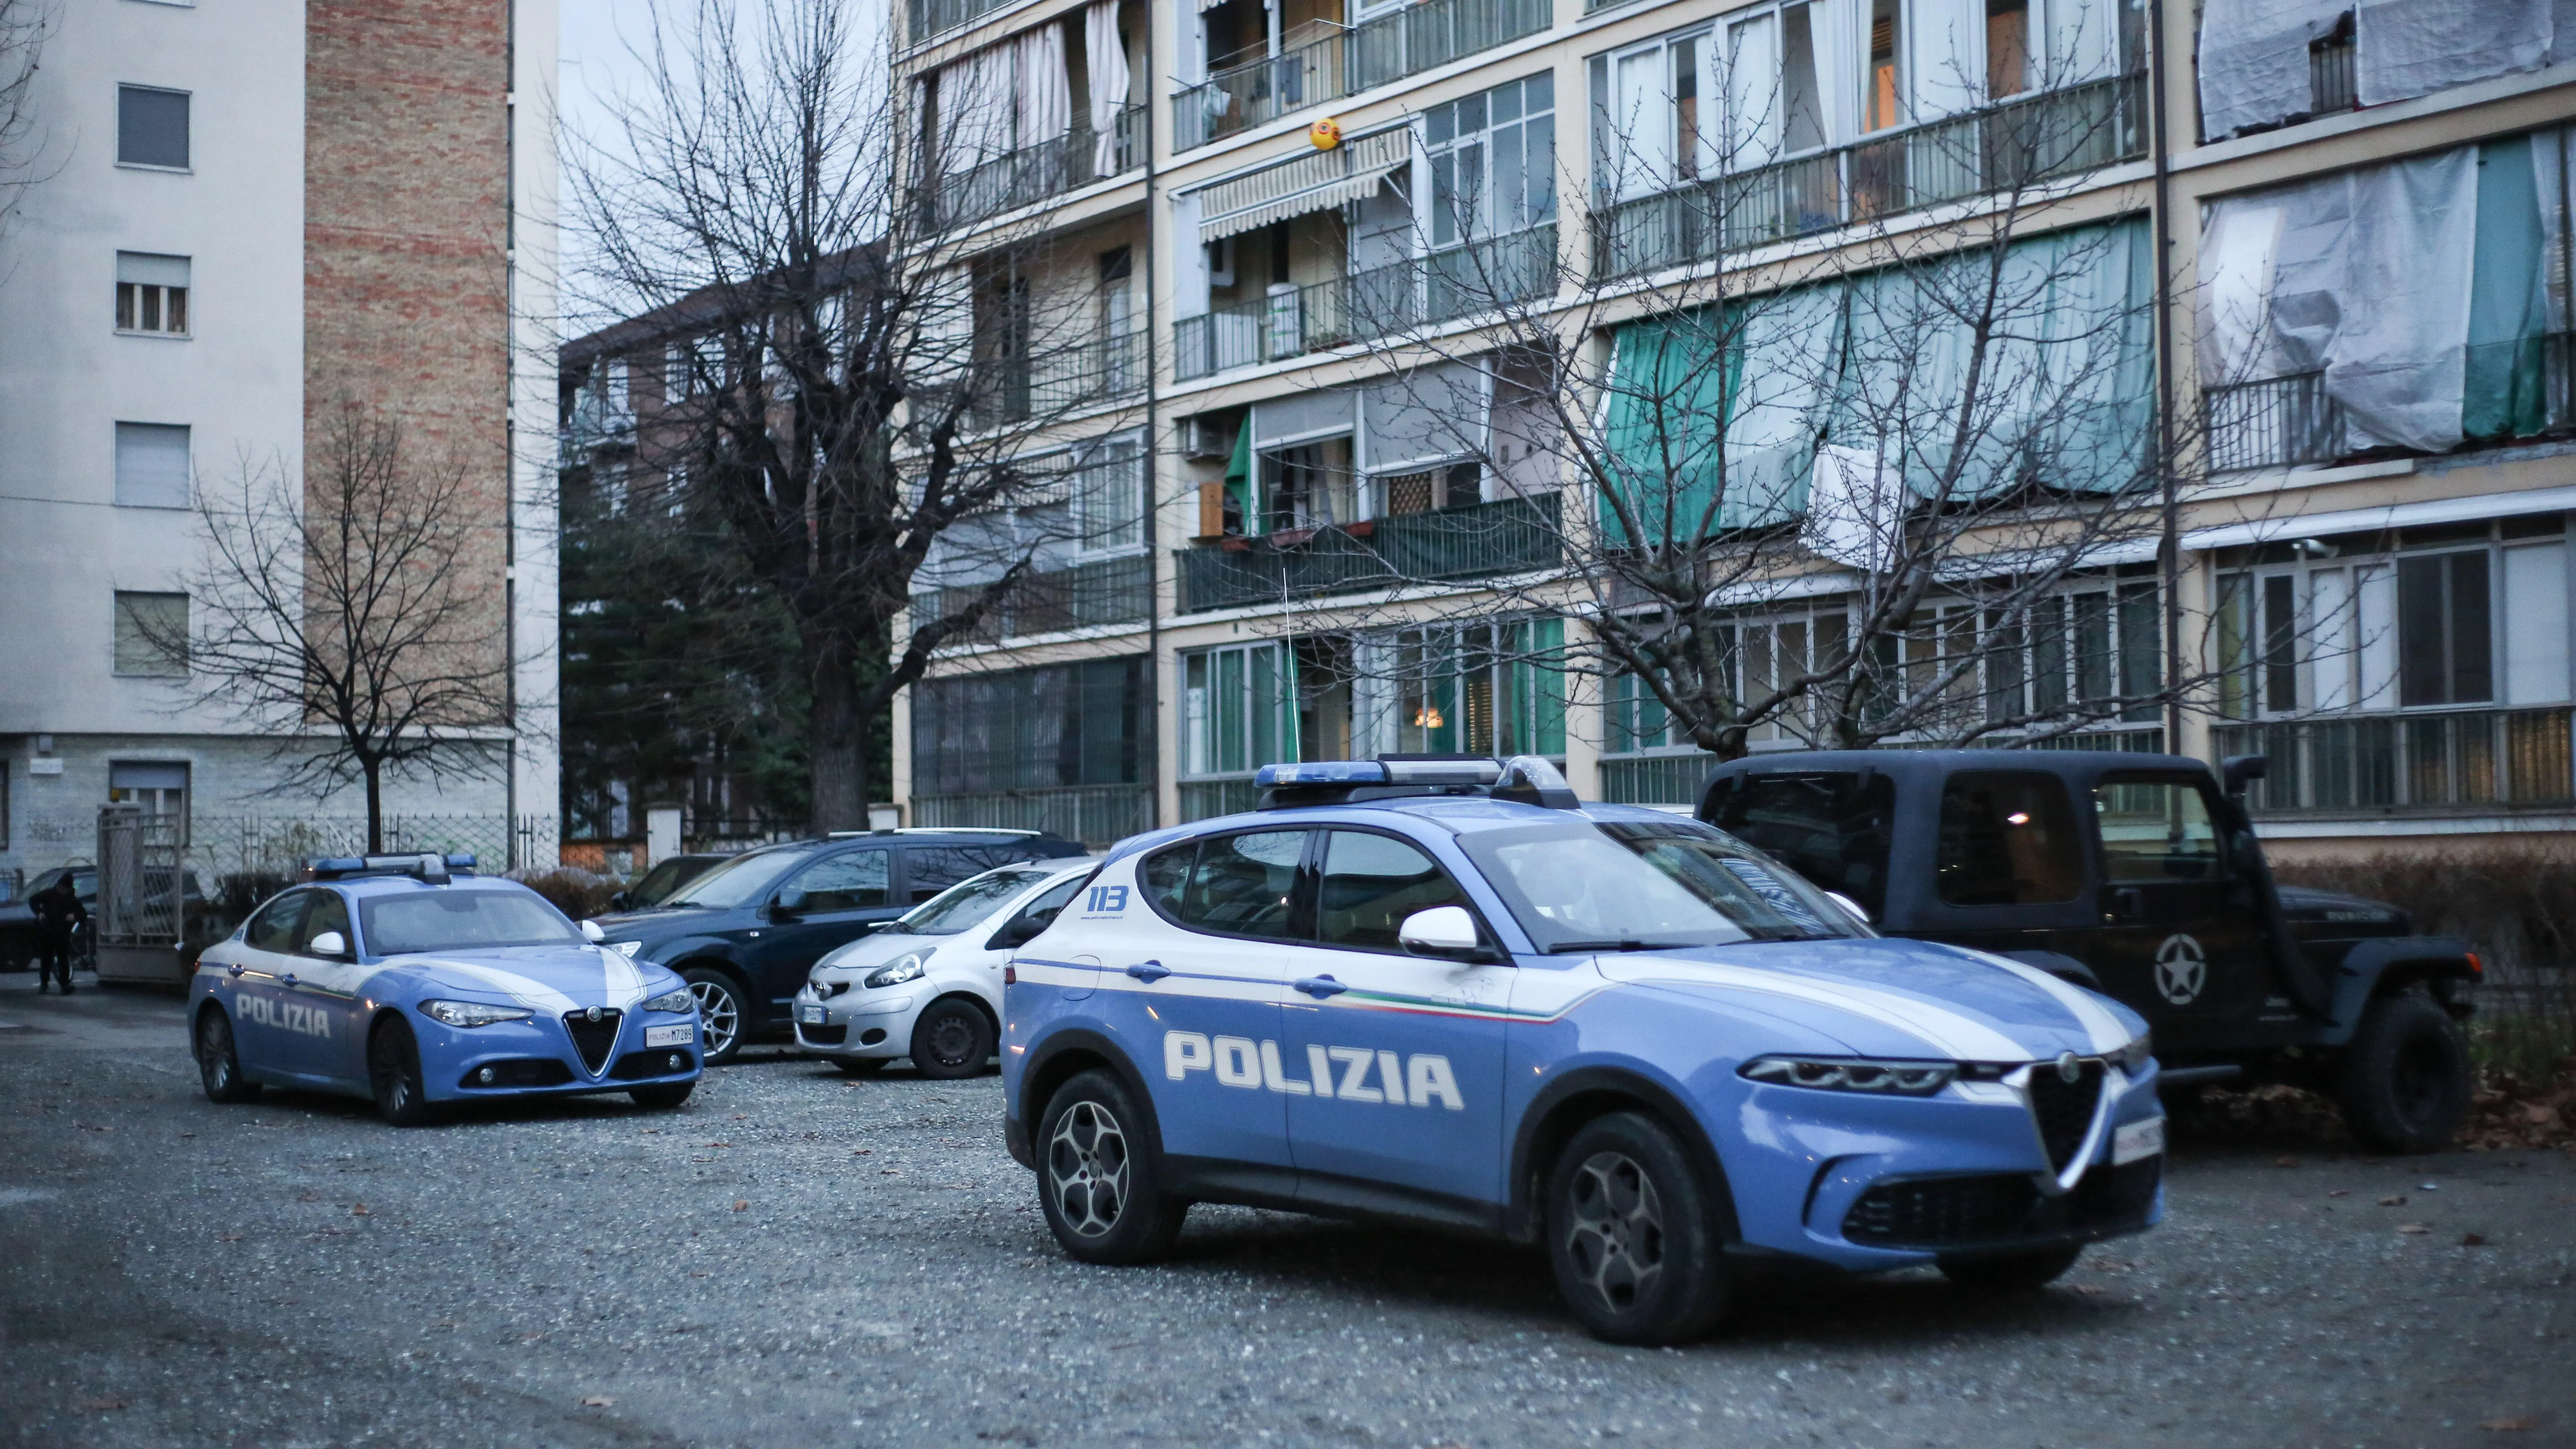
[515,868,617,923]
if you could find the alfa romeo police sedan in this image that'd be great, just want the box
[190,854,703,1125]
[1002,757,2165,1344]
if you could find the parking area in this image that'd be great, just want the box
[1,978,2571,1449]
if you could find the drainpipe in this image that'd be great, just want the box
[1144,30,1165,831]
[2149,0,2184,756]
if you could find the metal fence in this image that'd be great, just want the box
[2215,708,2576,815]
[1177,491,1562,611]
[913,551,1155,640]
[958,329,1149,428]
[187,813,561,880]
[1173,224,1556,381]
[911,785,1153,847]
[1592,72,2146,281]
[2203,371,2341,473]
[926,106,1145,228]
[1172,0,1551,151]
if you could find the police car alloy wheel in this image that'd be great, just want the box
[368,1018,439,1128]
[684,970,746,1064]
[910,998,995,1080]
[1037,1070,1186,1264]
[194,1007,261,1104]
[1545,1114,1730,1345]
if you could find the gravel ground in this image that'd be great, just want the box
[2,977,2572,1449]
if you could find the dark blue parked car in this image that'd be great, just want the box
[591,830,1087,1062]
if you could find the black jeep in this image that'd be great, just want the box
[1699,749,2482,1153]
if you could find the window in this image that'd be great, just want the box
[295,891,352,957]
[794,849,891,912]
[245,892,310,953]
[1167,829,1309,940]
[1706,771,1898,917]
[360,891,585,954]
[114,422,191,508]
[1182,642,1294,777]
[112,591,188,676]
[1865,0,1903,131]
[116,85,190,168]
[1316,830,1474,950]
[115,252,190,335]
[1069,434,1145,553]
[1987,0,2031,97]
[1934,772,2084,906]
[903,845,1020,903]
[2093,778,2225,882]
[1459,818,1854,949]
[2398,551,2493,706]
[1424,72,1556,246]
[107,762,188,831]
[1369,619,1566,758]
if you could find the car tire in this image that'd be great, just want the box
[2336,991,2472,1154]
[682,968,749,1066]
[1544,1112,1732,1345]
[833,1057,889,1077]
[1939,1243,2084,1292]
[368,1017,439,1127]
[194,1007,262,1104]
[1036,1069,1186,1265]
[909,997,996,1080]
[629,1081,695,1110]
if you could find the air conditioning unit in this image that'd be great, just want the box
[1182,414,1236,461]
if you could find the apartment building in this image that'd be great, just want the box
[875,0,2576,860]
[0,0,559,879]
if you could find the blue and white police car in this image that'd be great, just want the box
[189,854,703,1125]
[1001,757,2165,1343]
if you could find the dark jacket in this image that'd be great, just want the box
[31,882,86,937]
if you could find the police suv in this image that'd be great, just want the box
[1001,757,2164,1344]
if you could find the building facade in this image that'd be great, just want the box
[0,0,559,884]
[875,0,2576,860]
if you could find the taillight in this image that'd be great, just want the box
[2466,952,2483,979]
[1002,965,1016,986]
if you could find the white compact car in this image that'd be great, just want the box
[793,859,1094,1078]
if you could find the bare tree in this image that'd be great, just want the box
[1259,35,2282,764]
[565,0,1140,830]
[0,0,54,230]
[158,404,514,850]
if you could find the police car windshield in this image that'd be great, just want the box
[1459,820,1858,951]
[888,869,1051,935]
[360,890,585,955]
[660,847,810,909]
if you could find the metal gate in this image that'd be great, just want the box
[95,805,189,986]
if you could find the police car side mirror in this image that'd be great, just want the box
[307,931,349,959]
[1825,891,1873,926]
[1398,906,1488,961]
[581,919,606,943]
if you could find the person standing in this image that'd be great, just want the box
[30,874,85,995]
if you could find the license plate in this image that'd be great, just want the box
[2112,1116,2165,1166]
[644,1024,692,1047]
[797,1005,826,1025]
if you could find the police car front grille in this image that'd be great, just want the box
[563,1009,623,1074]
[610,1048,695,1080]
[2072,1156,2161,1227]
[1843,1175,2039,1246]
[2027,1061,2106,1173]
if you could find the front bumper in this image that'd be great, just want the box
[419,1009,703,1101]
[790,986,918,1057]
[1723,1060,2165,1272]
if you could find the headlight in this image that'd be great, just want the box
[2118,1032,2153,1075]
[864,953,928,989]
[419,999,534,1029]
[640,987,695,1014]
[607,941,644,958]
[1740,1055,1957,1096]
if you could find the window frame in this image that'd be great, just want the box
[111,590,190,677]
[1309,824,1497,958]
[114,84,192,171]
[1136,826,1318,944]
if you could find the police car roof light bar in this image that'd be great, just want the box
[305,852,476,883]
[1252,754,1580,810]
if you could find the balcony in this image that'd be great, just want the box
[1172,0,1551,152]
[927,106,1146,229]
[951,328,1147,428]
[2207,335,2576,473]
[1592,71,2146,281]
[1177,490,1560,611]
[914,551,1152,641]
[1172,223,1556,381]
[2203,371,2340,472]
[2214,707,2576,815]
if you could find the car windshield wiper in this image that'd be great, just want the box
[1544,938,1670,954]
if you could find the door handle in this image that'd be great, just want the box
[1124,961,1170,983]
[2113,888,2144,920]
[1293,975,1347,999]
[227,964,243,979]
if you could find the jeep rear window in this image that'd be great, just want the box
[1705,772,1895,917]
[1936,772,2085,906]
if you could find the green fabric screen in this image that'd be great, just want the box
[2466,136,2550,441]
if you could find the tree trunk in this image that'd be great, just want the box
[362,756,384,853]
[808,635,868,832]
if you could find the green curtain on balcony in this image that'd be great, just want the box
[1600,288,1830,545]
[2466,134,2551,441]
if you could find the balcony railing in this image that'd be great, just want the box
[928,106,1146,228]
[906,0,1015,46]
[1177,490,1560,611]
[2214,707,2576,815]
[2309,30,2359,114]
[1172,0,1551,152]
[2204,371,2341,473]
[1592,71,2147,281]
[953,328,1147,428]
[1173,223,1556,381]
[915,551,1153,641]
[911,784,1154,847]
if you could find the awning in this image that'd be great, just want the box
[1194,127,1412,242]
